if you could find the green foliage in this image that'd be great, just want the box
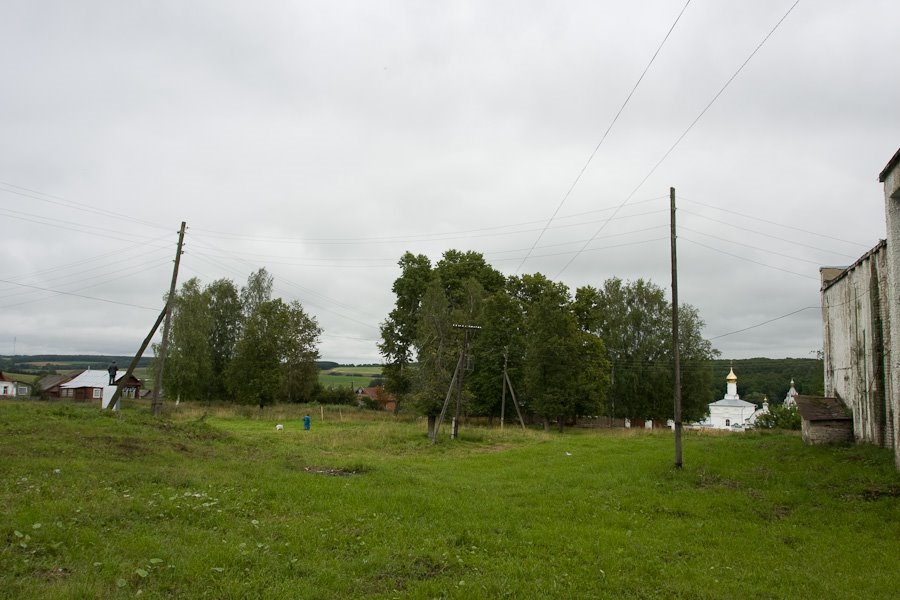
[755,403,802,430]
[227,299,321,407]
[311,384,356,405]
[153,269,321,407]
[159,277,213,403]
[574,278,717,422]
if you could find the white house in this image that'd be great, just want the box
[0,371,29,397]
[706,367,767,430]
[59,369,141,409]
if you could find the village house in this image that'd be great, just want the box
[0,371,30,398]
[821,147,900,468]
[59,369,142,405]
[34,372,79,399]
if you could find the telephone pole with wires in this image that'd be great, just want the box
[152,221,186,416]
[109,222,186,414]
[671,188,683,468]
[431,324,481,443]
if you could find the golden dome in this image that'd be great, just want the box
[726,367,737,382]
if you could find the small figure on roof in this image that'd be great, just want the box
[107,362,118,385]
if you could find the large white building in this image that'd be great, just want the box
[706,367,768,430]
[821,148,900,469]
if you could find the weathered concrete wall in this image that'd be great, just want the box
[801,420,854,445]
[882,154,900,469]
[821,242,893,448]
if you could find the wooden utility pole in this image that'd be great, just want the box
[108,307,168,410]
[432,351,463,444]
[151,221,186,417]
[670,188,683,468]
[500,351,526,430]
[431,324,481,443]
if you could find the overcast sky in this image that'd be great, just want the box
[1,0,898,365]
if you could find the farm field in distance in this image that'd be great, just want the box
[1,400,899,599]
[318,365,382,389]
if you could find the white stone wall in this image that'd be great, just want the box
[883,157,900,468]
[822,244,893,448]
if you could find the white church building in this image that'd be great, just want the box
[704,367,768,430]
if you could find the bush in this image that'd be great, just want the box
[311,385,356,405]
[755,404,801,430]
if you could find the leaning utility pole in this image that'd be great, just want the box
[670,187,683,468]
[500,351,526,431]
[151,221,186,417]
[431,324,481,443]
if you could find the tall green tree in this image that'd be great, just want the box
[206,278,241,400]
[227,299,321,408]
[411,279,457,434]
[241,267,274,318]
[521,288,608,431]
[467,290,525,420]
[574,278,716,422]
[281,300,322,403]
[159,277,213,402]
[379,252,433,409]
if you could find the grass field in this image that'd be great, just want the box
[318,366,382,389]
[1,400,899,599]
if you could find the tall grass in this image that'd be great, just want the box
[1,400,898,599]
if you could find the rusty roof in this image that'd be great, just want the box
[879,147,900,183]
[795,395,851,422]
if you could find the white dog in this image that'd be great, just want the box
[275,424,284,431]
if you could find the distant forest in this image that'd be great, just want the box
[706,358,824,405]
[0,355,373,375]
[0,355,152,374]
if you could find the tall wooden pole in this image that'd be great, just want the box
[152,221,186,417]
[670,188,683,468]
[500,352,508,430]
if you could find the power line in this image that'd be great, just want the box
[555,0,802,277]
[189,204,668,247]
[681,237,817,280]
[0,277,161,311]
[680,209,859,260]
[516,0,693,272]
[678,226,828,266]
[708,305,819,340]
[0,181,170,231]
[679,195,870,248]
[0,206,176,248]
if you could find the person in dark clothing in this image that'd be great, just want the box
[107,362,118,385]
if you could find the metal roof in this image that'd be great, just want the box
[60,369,116,389]
[795,395,851,421]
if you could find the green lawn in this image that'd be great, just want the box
[1,400,898,599]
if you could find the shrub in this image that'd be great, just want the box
[755,404,801,430]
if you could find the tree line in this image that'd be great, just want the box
[379,250,718,432]
[152,268,331,407]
